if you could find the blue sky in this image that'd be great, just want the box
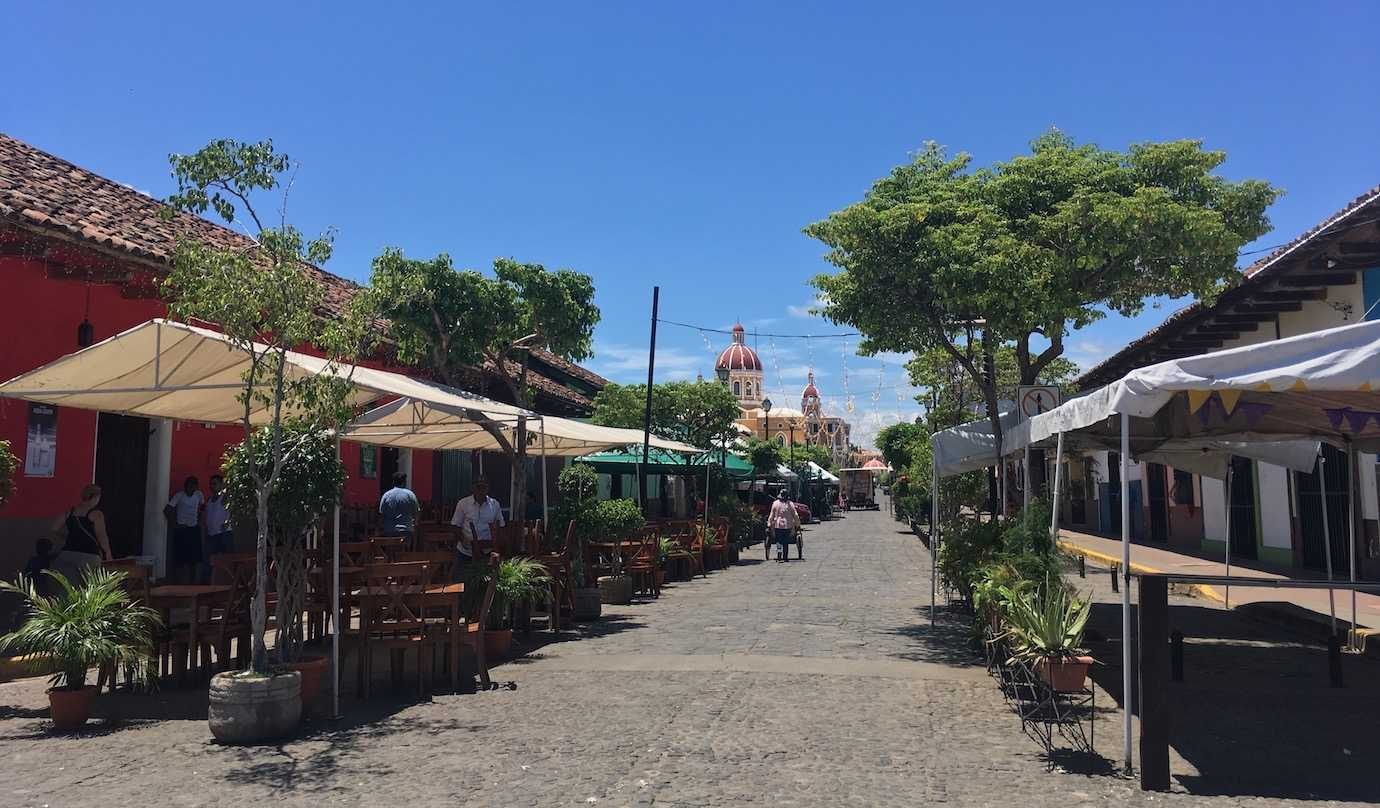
[5,2,1378,447]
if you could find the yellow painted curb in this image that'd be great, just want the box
[1056,539,1225,603]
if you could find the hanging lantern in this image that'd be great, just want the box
[77,276,95,347]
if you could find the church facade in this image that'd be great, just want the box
[714,324,852,467]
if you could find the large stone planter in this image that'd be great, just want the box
[208,670,301,744]
[572,587,603,621]
[597,575,632,605]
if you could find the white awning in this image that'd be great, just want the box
[340,396,704,456]
[0,319,530,427]
[804,460,840,483]
[1009,319,1380,456]
[931,410,1019,477]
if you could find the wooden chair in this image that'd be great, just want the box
[97,562,155,692]
[532,520,576,632]
[455,553,499,690]
[358,562,433,699]
[489,521,524,557]
[418,524,456,552]
[368,536,409,561]
[625,526,660,599]
[663,523,700,580]
[698,522,725,571]
[339,541,376,566]
[397,551,456,584]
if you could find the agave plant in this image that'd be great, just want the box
[0,568,161,691]
[1002,583,1091,663]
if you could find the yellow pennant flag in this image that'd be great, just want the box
[1218,389,1243,417]
[1186,390,1213,414]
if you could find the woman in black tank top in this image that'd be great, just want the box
[51,484,112,566]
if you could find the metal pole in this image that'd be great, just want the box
[331,438,342,720]
[1347,442,1359,649]
[931,457,939,625]
[1319,451,1338,635]
[1223,464,1234,610]
[539,416,549,525]
[1049,432,1065,544]
[1023,445,1031,513]
[638,286,660,511]
[1120,413,1133,774]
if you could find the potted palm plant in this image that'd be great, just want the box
[468,557,550,659]
[0,568,160,730]
[1003,583,1094,692]
[594,499,643,605]
[657,536,676,586]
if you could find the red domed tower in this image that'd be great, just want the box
[715,324,764,406]
[801,371,822,444]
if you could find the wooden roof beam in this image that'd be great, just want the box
[1235,302,1303,314]
[1257,289,1328,302]
[1214,313,1273,324]
[1337,241,1380,255]
[1276,273,1357,288]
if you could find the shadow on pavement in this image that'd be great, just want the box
[1083,599,1380,803]
[884,604,984,666]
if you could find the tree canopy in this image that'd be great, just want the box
[808,130,1279,454]
[908,344,1078,432]
[590,380,742,453]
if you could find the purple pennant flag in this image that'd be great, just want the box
[1324,408,1347,430]
[1196,397,1216,427]
[1345,409,1376,433]
[1237,401,1272,428]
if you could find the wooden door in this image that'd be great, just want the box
[1228,456,1258,561]
[1147,463,1169,543]
[94,413,150,558]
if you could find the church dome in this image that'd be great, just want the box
[715,324,762,371]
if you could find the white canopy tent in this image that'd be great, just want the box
[993,318,1380,772]
[0,318,709,719]
[804,461,840,484]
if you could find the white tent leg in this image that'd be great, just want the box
[1120,413,1132,774]
[1049,433,1064,544]
[331,438,342,720]
[1319,451,1338,636]
[1224,464,1234,610]
[1347,442,1358,648]
[1023,446,1031,512]
[931,458,939,626]
[539,417,549,526]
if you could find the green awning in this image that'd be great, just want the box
[575,447,754,478]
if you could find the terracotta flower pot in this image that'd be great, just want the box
[281,655,328,712]
[1036,655,1094,692]
[484,628,513,659]
[654,569,666,587]
[48,685,97,730]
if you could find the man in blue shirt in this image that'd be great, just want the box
[379,472,420,547]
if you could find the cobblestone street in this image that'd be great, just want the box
[2,506,1375,806]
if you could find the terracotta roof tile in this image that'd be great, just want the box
[0,131,601,412]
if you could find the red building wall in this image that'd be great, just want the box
[0,255,433,564]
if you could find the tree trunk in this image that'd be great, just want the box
[251,492,270,674]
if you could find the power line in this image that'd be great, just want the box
[657,318,859,339]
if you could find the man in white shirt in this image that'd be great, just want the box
[165,475,204,583]
[450,478,504,578]
[202,474,232,583]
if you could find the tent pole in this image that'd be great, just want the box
[1120,413,1132,774]
[931,457,939,626]
[1347,441,1358,649]
[331,438,342,720]
[540,416,549,528]
[1023,445,1031,513]
[1318,451,1338,636]
[1223,464,1233,610]
[1049,432,1064,544]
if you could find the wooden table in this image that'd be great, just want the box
[149,585,233,680]
[354,583,464,694]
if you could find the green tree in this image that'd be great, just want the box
[907,344,1078,433]
[366,250,599,516]
[875,423,927,471]
[590,379,742,466]
[786,441,835,472]
[0,439,16,509]
[745,438,784,479]
[163,138,377,674]
[809,131,1278,459]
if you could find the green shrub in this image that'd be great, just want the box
[0,439,16,509]
[595,498,644,539]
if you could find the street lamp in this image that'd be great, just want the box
[715,366,729,384]
[761,397,773,443]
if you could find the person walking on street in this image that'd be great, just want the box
[379,471,420,548]
[768,489,800,562]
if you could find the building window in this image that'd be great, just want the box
[733,380,741,396]
[746,382,753,397]
[1172,469,1194,506]
[775,433,785,446]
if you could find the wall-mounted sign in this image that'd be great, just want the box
[360,445,377,479]
[25,403,57,477]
